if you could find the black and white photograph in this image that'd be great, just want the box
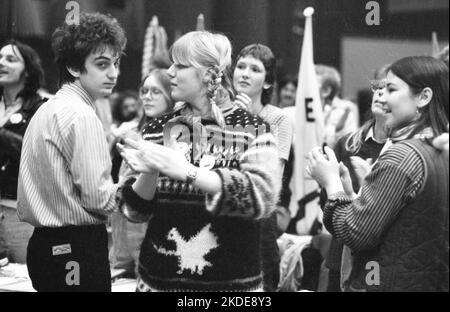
[0,0,448,296]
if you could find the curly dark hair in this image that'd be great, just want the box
[0,40,44,99]
[51,12,127,86]
[234,44,276,105]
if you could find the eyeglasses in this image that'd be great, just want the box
[370,79,386,93]
[139,87,163,98]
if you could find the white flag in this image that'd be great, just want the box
[289,7,325,235]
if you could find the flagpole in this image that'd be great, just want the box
[431,32,440,57]
[196,13,205,31]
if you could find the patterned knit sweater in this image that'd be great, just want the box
[121,105,281,291]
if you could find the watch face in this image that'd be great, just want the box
[186,168,198,183]
[188,169,198,178]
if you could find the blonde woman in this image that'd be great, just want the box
[118,31,281,292]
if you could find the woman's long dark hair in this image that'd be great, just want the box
[0,40,44,100]
[388,56,449,138]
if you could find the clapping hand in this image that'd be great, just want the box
[117,136,192,181]
[432,125,449,160]
[117,139,159,174]
[306,146,341,189]
[350,156,373,188]
[339,162,356,198]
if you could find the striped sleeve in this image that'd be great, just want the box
[205,132,281,220]
[323,142,425,252]
[67,113,118,215]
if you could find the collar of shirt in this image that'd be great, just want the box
[58,83,95,109]
[364,126,386,144]
[379,127,434,157]
[391,125,434,143]
[258,104,278,121]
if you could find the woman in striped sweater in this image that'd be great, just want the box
[308,56,449,292]
[117,31,281,292]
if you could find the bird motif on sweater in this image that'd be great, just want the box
[153,223,219,276]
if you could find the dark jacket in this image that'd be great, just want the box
[347,139,449,292]
[0,93,46,199]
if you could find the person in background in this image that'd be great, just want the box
[436,45,449,118]
[137,69,174,130]
[315,64,359,149]
[322,65,389,292]
[278,73,297,109]
[309,56,449,292]
[17,12,127,292]
[110,90,141,183]
[111,90,140,127]
[437,45,449,68]
[0,40,47,267]
[110,68,174,278]
[233,43,293,291]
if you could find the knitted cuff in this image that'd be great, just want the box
[327,191,351,203]
[205,168,257,219]
[122,178,158,215]
[324,191,352,218]
[205,170,225,216]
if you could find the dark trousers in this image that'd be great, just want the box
[327,269,342,292]
[26,224,111,292]
[261,213,280,292]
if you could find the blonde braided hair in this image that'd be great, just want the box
[171,31,233,128]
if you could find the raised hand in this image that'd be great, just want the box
[350,156,373,188]
[234,93,252,110]
[306,146,340,189]
[117,139,159,174]
[339,162,356,198]
[118,137,192,181]
[432,126,449,160]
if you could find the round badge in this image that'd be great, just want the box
[9,113,23,124]
[199,155,216,170]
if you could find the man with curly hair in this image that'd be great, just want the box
[17,12,127,292]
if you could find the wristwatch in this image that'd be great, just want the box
[186,167,198,183]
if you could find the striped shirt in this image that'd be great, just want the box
[323,139,427,252]
[258,104,293,161]
[17,83,118,227]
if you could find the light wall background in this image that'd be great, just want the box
[341,36,449,99]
